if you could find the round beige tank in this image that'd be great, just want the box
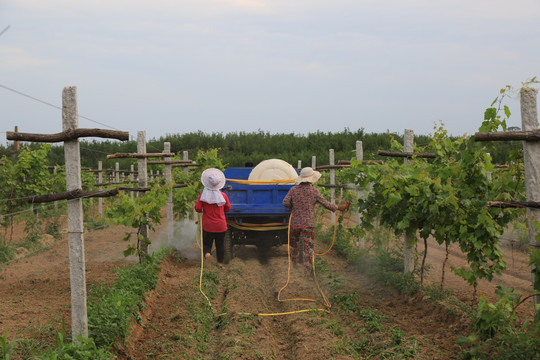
[248,159,297,183]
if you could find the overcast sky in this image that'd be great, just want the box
[1,0,539,143]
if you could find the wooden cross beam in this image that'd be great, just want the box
[28,188,119,203]
[107,152,175,159]
[6,128,128,142]
[377,150,436,158]
[147,160,194,165]
[474,129,540,142]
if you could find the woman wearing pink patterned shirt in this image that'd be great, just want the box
[282,167,348,277]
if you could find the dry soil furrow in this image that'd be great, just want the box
[214,245,303,359]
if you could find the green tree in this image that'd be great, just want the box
[346,124,522,301]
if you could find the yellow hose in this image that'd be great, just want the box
[197,180,344,316]
[315,216,338,256]
[226,178,296,184]
[197,213,212,307]
[239,308,329,317]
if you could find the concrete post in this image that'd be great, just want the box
[486,153,492,181]
[62,86,88,340]
[53,166,58,210]
[356,140,365,249]
[329,149,336,223]
[183,151,189,177]
[521,87,540,313]
[130,164,135,199]
[403,129,415,274]
[164,142,174,246]
[137,131,149,262]
[13,126,20,151]
[98,161,103,217]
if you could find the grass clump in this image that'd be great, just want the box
[33,327,112,360]
[0,242,15,264]
[44,218,62,240]
[84,215,109,232]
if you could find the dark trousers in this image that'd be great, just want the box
[203,230,226,263]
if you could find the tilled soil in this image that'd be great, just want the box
[0,212,535,359]
[117,244,467,360]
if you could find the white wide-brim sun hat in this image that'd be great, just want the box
[201,168,226,190]
[296,167,321,184]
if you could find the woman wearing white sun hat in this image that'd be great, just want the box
[195,168,231,265]
[282,167,348,277]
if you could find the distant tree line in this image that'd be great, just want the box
[0,128,520,170]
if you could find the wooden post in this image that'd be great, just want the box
[521,87,540,313]
[98,161,103,217]
[311,156,316,169]
[137,131,149,262]
[63,86,88,340]
[403,129,415,274]
[356,140,365,249]
[329,149,336,223]
[164,142,174,246]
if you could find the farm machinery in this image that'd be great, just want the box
[221,163,297,263]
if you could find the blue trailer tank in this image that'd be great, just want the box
[221,166,297,263]
[223,167,294,217]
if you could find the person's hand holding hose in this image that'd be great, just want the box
[337,202,350,212]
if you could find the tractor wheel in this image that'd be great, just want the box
[256,233,273,264]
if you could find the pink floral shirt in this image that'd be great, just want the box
[282,183,337,228]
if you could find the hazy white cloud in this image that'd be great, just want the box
[0,46,56,69]
[1,0,539,140]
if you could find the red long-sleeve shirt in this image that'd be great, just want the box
[194,192,231,232]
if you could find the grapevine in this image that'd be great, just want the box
[345,123,524,301]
